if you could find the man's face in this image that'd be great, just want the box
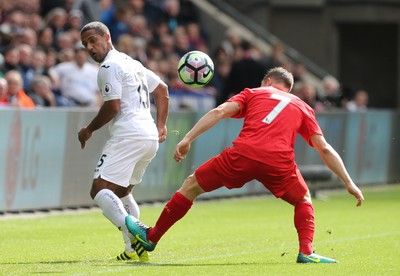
[5,75,21,96]
[75,48,88,67]
[80,29,110,63]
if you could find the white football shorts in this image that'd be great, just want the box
[93,137,159,187]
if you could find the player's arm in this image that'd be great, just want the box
[78,99,120,149]
[174,101,240,162]
[152,81,169,143]
[310,134,364,206]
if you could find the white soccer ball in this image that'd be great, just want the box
[177,51,214,88]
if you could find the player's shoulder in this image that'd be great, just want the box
[104,51,143,70]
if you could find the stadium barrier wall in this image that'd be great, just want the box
[0,108,399,212]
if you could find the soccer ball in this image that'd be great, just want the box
[177,51,214,88]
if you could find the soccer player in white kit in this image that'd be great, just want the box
[78,21,169,262]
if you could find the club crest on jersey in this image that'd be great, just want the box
[103,83,112,94]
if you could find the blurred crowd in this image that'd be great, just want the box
[0,0,368,112]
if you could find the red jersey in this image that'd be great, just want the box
[228,86,322,171]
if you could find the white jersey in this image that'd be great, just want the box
[98,49,161,139]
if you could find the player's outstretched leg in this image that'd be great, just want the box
[297,252,338,263]
[125,215,157,251]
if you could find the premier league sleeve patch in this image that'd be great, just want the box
[102,83,112,95]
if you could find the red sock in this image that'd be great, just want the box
[294,201,315,255]
[147,191,193,243]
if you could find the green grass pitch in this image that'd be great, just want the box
[0,185,399,275]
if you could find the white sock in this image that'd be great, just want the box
[93,189,128,232]
[122,231,134,252]
[120,193,141,252]
[120,193,140,219]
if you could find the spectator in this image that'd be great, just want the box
[218,40,266,105]
[37,26,54,51]
[0,77,9,106]
[49,42,99,107]
[72,0,108,23]
[162,0,181,33]
[265,42,285,70]
[28,75,56,107]
[346,90,368,112]
[44,7,68,49]
[132,37,148,64]
[65,9,84,32]
[55,31,75,52]
[3,70,35,108]
[100,0,133,42]
[173,25,192,57]
[57,47,75,62]
[28,13,44,32]
[144,41,160,62]
[129,0,147,15]
[20,27,38,47]
[212,57,231,106]
[292,63,308,83]
[152,20,170,43]
[186,22,207,52]
[159,33,175,57]
[31,48,48,76]
[0,0,216,111]
[319,75,343,109]
[295,82,325,112]
[223,27,243,61]
[64,9,85,42]
[116,33,135,57]
[1,46,19,74]
[116,34,147,64]
[128,14,152,41]
[44,48,58,72]
[0,9,26,43]
[17,43,35,91]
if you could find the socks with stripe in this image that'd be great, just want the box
[148,191,193,243]
[294,201,315,255]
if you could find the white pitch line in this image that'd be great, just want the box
[71,231,400,276]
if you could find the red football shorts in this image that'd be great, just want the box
[195,147,308,205]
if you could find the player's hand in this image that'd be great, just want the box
[346,182,364,207]
[78,127,92,149]
[174,139,191,162]
[158,125,167,143]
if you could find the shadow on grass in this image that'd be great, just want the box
[127,262,285,267]
[1,259,284,267]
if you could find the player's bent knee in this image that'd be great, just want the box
[179,174,205,201]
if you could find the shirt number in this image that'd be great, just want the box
[136,72,150,109]
[262,94,291,124]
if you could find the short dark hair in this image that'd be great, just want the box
[80,21,110,37]
[263,67,294,91]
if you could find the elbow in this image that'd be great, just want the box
[111,105,120,116]
[154,82,170,102]
[317,143,335,157]
[105,100,121,116]
[210,106,228,119]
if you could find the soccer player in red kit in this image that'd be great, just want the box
[126,67,364,263]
